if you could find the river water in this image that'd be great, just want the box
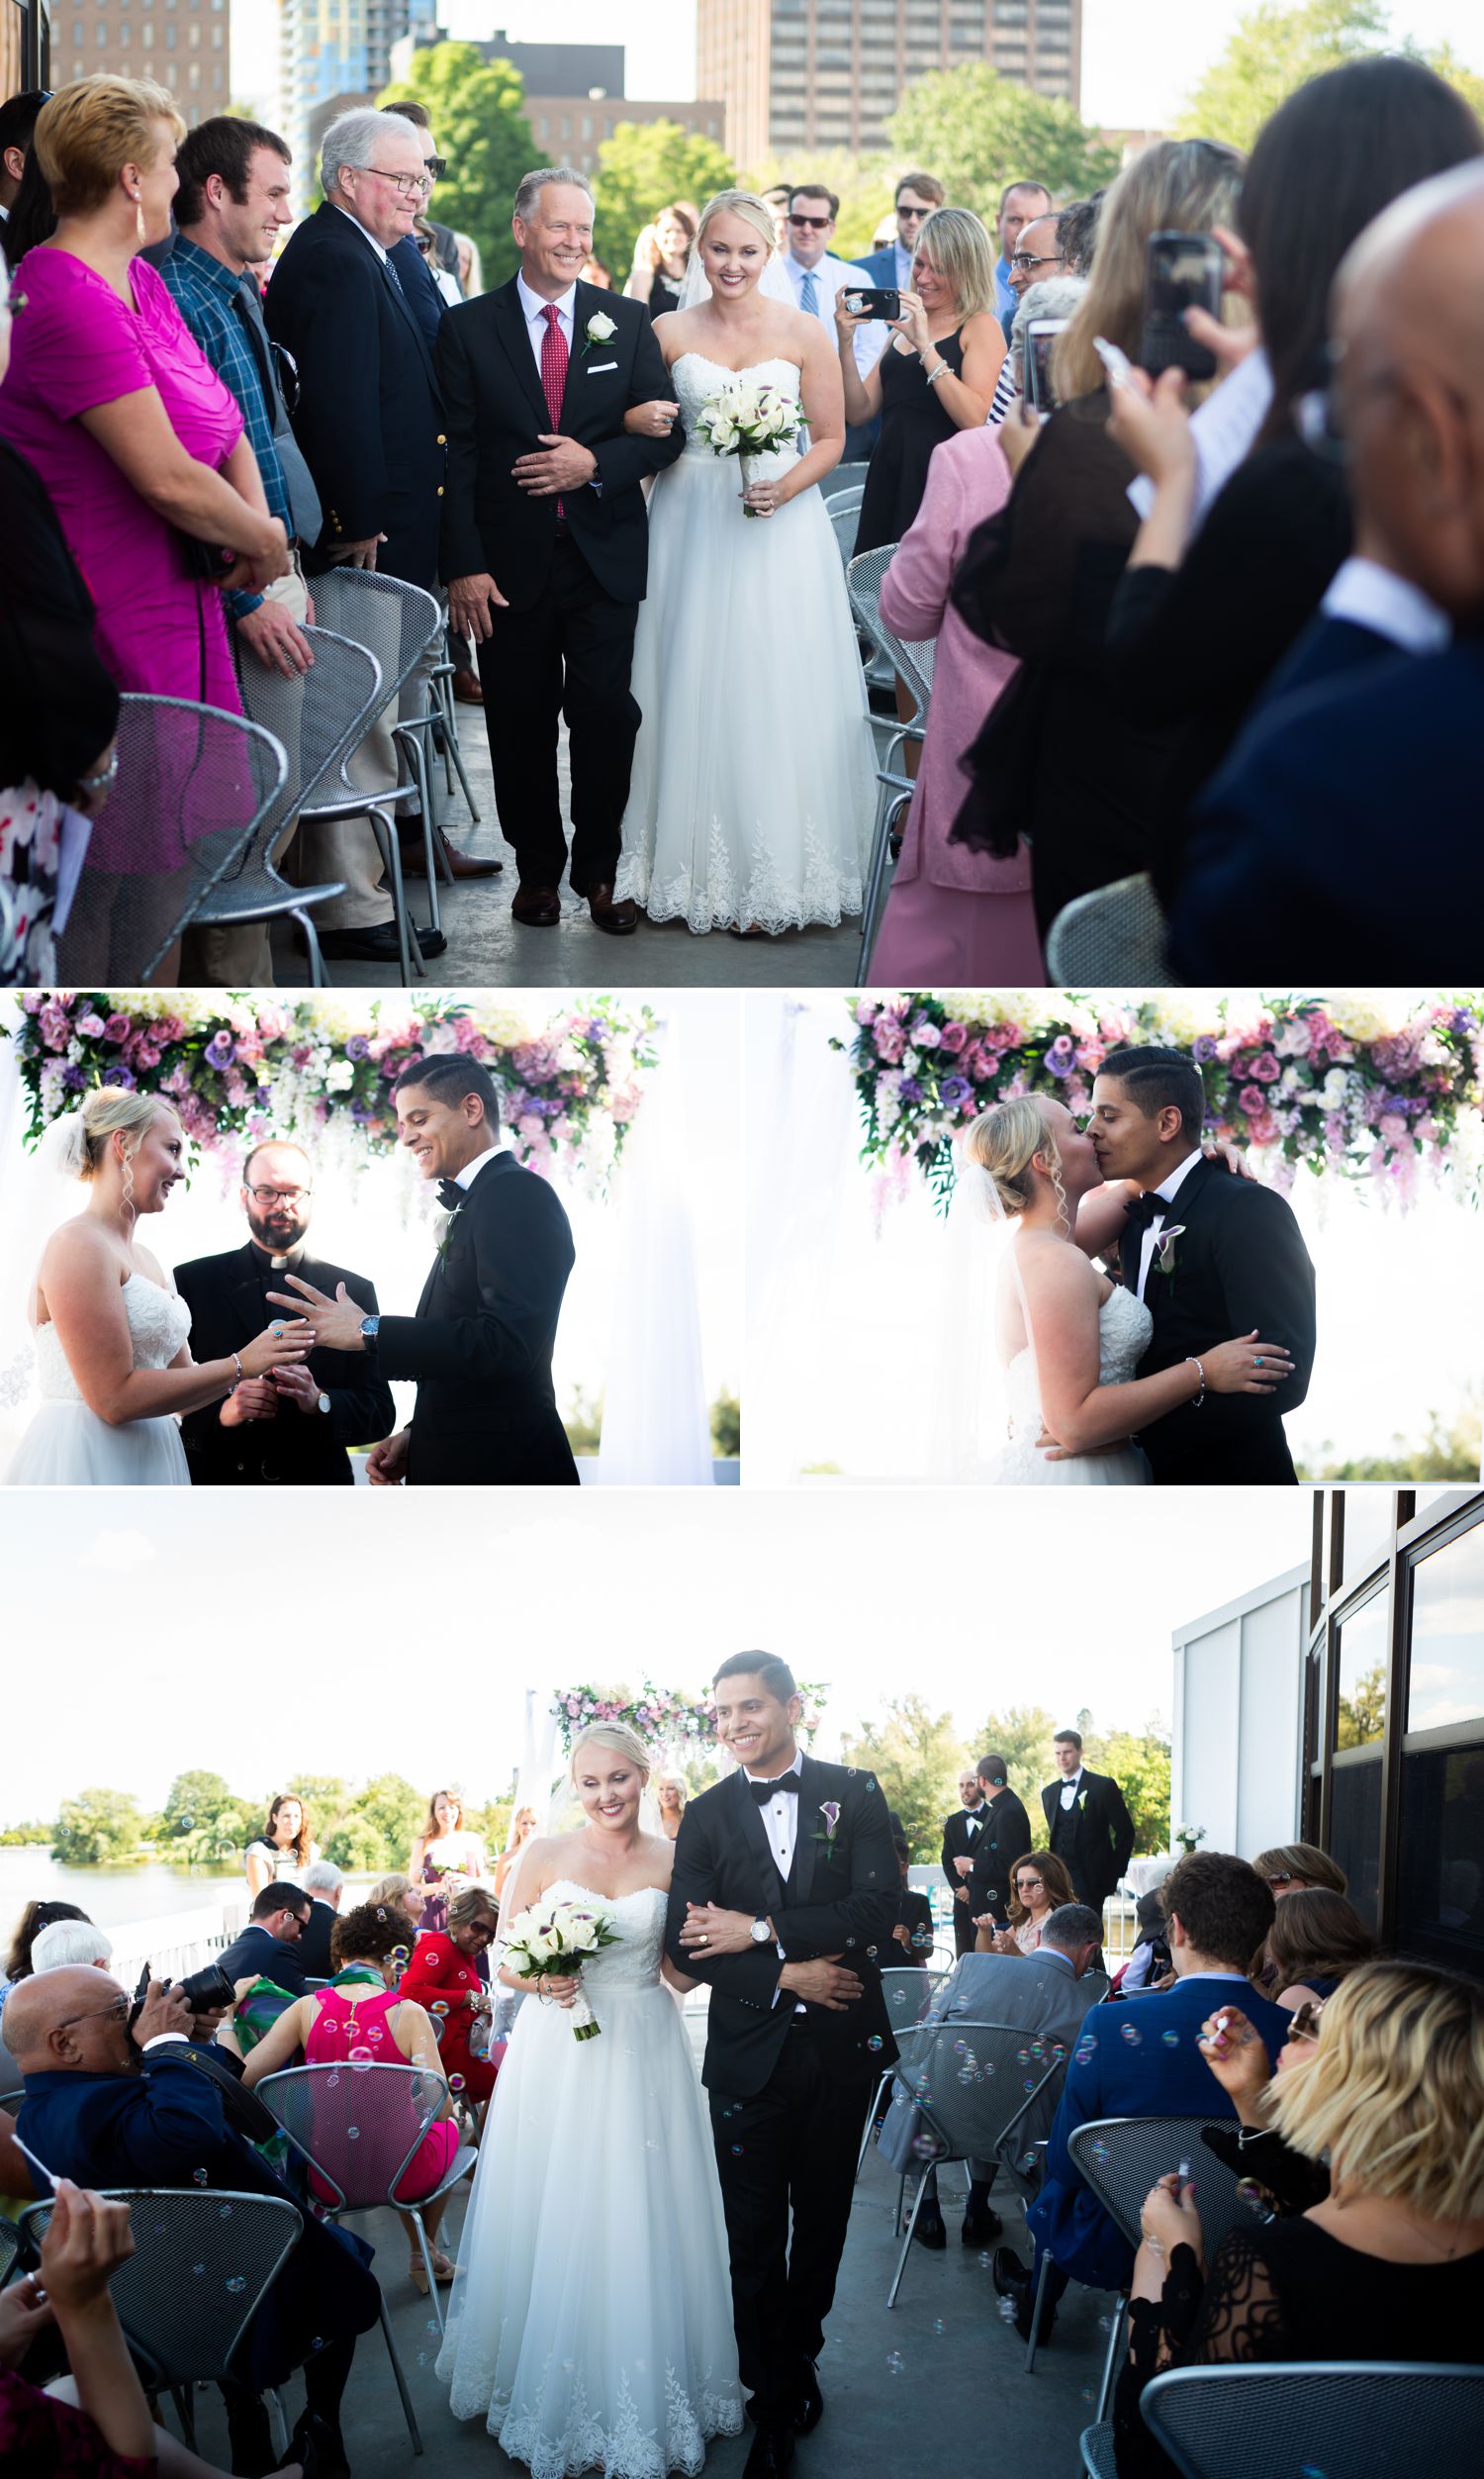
[0,1847,244,1935]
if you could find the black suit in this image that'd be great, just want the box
[666,1759,898,2426]
[941,1802,991,1955]
[265,201,445,587]
[174,1243,394,1486]
[1114,1154,1317,1485]
[371,1151,578,1486]
[1041,1769,1135,1913]
[435,278,685,891]
[216,1921,311,1997]
[297,1898,337,1979]
[966,1787,1034,1929]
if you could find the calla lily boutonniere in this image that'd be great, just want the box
[812,1799,843,1859]
[434,1201,464,1262]
[1155,1223,1186,1289]
[1077,1791,1088,1812]
[581,310,617,357]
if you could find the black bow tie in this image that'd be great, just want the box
[749,1774,798,1804]
[1124,1192,1168,1234]
[436,1179,463,1213]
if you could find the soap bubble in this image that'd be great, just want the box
[1016,2047,1030,2064]
[1023,2078,1036,2093]
[192,2168,209,2185]
[997,2297,1017,2323]
[226,2276,246,2295]
[1091,2140,1110,2161]
[885,2350,904,2376]
[932,2318,947,2336]
[954,2040,968,2055]
[911,2134,937,2158]
[349,2045,373,2070]
[731,2144,745,2156]
[1160,2029,1179,2049]
[867,2035,883,2052]
[427,2320,439,2336]
[347,2126,359,2141]
[326,2071,340,2090]
[978,2251,994,2271]
[449,2073,466,2092]
[430,2000,449,2016]
[1029,2040,1045,2059]
[192,2263,205,2277]
[1236,2177,1263,2209]
[1120,2022,1142,2047]
[218,2204,232,2218]
[1019,2150,1040,2173]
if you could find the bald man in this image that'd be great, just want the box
[1171,160,1484,980]
[11,1964,379,2476]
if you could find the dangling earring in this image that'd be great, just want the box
[133,186,146,249]
[121,1148,137,1223]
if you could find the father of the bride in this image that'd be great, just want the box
[1089,1045,1317,1484]
[437,164,686,932]
[668,1654,898,2477]
[268,1055,579,1486]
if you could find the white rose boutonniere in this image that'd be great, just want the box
[582,310,617,357]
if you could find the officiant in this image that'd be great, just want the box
[174,1141,394,1485]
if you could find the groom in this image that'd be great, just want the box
[267,1054,579,1486]
[1089,1044,1318,1484]
[667,1654,898,2475]
[437,165,686,930]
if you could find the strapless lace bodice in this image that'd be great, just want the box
[35,1274,191,1401]
[1006,1282,1153,1437]
[672,352,803,463]
[539,1881,668,1992]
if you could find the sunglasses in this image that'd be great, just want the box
[1286,1998,1325,2043]
[788,214,831,231]
[1263,1872,1295,1888]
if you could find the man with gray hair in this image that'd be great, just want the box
[264,105,453,964]
[298,1859,345,1978]
[438,165,685,928]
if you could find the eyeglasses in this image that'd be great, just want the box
[423,154,447,181]
[1010,251,1065,273]
[1286,1998,1325,2043]
[788,214,831,232]
[246,1184,311,1204]
[897,205,931,222]
[362,166,434,198]
[1262,1871,1295,1888]
[57,1996,130,2032]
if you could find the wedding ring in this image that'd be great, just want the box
[698,1934,709,1946]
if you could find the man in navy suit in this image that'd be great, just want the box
[216,1882,314,1996]
[9,1965,380,2475]
[994,1852,1291,2340]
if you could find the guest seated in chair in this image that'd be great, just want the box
[217,1882,315,2000]
[1261,1885,1374,2012]
[397,1886,504,2107]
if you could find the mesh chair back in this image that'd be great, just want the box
[258,2059,445,2212]
[915,2018,1068,2161]
[823,461,871,502]
[0,2214,18,2286]
[1069,2116,1248,2255]
[880,1966,938,2034]
[202,626,383,923]
[846,544,934,717]
[1140,2361,1484,2479]
[52,696,287,982]
[19,2189,299,2386]
[1045,873,1173,985]
[306,568,442,746]
[829,488,865,568]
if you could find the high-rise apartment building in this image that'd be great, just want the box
[697,0,1082,168]
[46,0,232,129]
[279,0,433,201]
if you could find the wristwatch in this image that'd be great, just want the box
[359,1314,380,1343]
[316,1390,331,1415]
[749,1916,773,1946]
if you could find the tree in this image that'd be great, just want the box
[160,1770,235,1842]
[1174,1,1484,149]
[51,1788,145,1866]
[1337,1661,1386,1750]
[838,1695,964,1859]
[353,1773,425,1870]
[746,147,900,260]
[592,120,737,282]
[324,1812,386,1872]
[283,1776,350,1829]
[1079,1720,1172,1856]
[378,44,534,288]
[974,1706,1063,1811]
[884,64,1121,232]
[709,1388,741,1461]
[1300,1387,1482,1482]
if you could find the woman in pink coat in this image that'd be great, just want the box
[867,427,1045,984]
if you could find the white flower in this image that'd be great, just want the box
[586,311,616,342]
[1322,1069,1349,1108]
[325,1059,354,1092]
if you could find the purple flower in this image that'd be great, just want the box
[346,1035,370,1060]
[897,1076,923,1103]
[62,1063,87,1088]
[100,1063,136,1089]
[1046,1040,1075,1079]
[940,1074,972,1105]
[205,1030,236,1068]
[350,1101,373,1122]
[1192,1035,1218,1063]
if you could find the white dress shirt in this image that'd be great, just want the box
[455,1146,504,1194]
[745,1749,804,2008]
[331,201,388,265]
[1058,1767,1084,1812]
[516,272,577,373]
[1321,555,1451,655]
[1135,1148,1203,1303]
[781,251,881,376]
[962,1806,983,1838]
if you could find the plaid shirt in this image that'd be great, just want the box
[161,235,292,620]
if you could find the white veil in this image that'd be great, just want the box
[923,1138,1040,1482]
[0,1103,90,1455]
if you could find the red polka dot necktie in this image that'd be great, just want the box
[540,302,569,517]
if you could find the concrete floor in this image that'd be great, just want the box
[269,705,890,994]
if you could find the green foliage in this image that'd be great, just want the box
[564,1387,603,1457]
[1337,1660,1387,1750]
[1080,1720,1172,1856]
[974,1706,1063,1811]
[51,1788,146,1866]
[160,1771,235,1841]
[884,63,1121,228]
[1175,1,1484,150]
[283,1776,350,1824]
[324,1812,387,1872]
[592,119,737,281]
[838,1696,966,1860]
[0,1821,51,1848]
[378,44,535,287]
[351,1774,424,1866]
[747,147,900,260]
[1301,1388,1482,1482]
[710,1389,741,1461]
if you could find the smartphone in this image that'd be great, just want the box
[1025,317,1068,419]
[1141,231,1224,380]
[843,287,901,320]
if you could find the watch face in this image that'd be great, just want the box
[318,1392,330,1414]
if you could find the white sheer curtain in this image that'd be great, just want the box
[596,1017,714,1486]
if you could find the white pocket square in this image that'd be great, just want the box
[586,360,618,374]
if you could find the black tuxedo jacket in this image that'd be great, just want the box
[215,1921,312,1997]
[1114,1154,1317,1484]
[435,278,685,609]
[372,1151,579,1486]
[1040,1768,1135,1912]
[296,1898,336,1979]
[174,1243,394,1485]
[941,1803,989,1896]
[666,1757,899,2098]
[265,200,446,586]
[965,1787,1034,1924]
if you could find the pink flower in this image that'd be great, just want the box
[156,1015,187,1044]
[873,1019,906,1064]
[1379,1111,1409,1148]
[938,1020,968,1053]
[855,1001,880,1027]
[1239,1085,1267,1113]
[39,1003,71,1051]
[1251,1052,1280,1083]
[75,1012,106,1037]
[102,1012,131,1044]
[609,1083,641,1123]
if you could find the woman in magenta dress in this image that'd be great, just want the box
[0,77,288,721]
[865,424,1046,986]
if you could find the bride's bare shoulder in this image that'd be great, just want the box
[43,1215,116,1276]
[644,1835,676,1884]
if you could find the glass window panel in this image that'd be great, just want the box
[1336,1587,1388,1750]
[1340,1487,1397,1587]
[1408,1522,1484,1733]
[1397,1732,1484,1974]
[1329,1754,1382,1935]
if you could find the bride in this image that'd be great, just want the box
[437,1721,743,2476]
[614,189,877,937]
[967,1095,1295,1484]
[3,1088,311,1486]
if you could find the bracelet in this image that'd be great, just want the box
[1187,1356,1207,1408]
[77,753,119,791]
[924,358,949,388]
[230,1351,243,1391]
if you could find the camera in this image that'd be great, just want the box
[843,288,901,320]
[128,1958,237,2030]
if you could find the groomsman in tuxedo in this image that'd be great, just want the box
[668,1654,898,2476]
[965,1754,1034,1934]
[941,1764,989,1955]
[175,1141,393,1485]
[1040,1730,1134,1917]
[270,1055,578,1486]
[438,166,685,931]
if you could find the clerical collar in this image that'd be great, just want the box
[250,1238,305,1276]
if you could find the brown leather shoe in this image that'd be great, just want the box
[398,827,503,882]
[451,667,485,705]
[512,883,563,926]
[587,882,639,935]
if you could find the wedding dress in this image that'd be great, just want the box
[4,1273,192,1485]
[615,353,878,934]
[995,1283,1155,1486]
[437,1879,743,2477]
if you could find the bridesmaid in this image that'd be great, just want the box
[410,1788,489,1937]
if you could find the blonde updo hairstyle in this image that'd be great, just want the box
[569,1719,652,1790]
[696,188,779,262]
[966,1096,1069,1234]
[54,1089,179,1205]
[34,75,186,218]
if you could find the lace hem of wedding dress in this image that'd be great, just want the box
[617,814,865,935]
[480,2361,745,2479]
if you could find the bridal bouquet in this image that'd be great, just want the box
[694,381,803,516]
[502,1896,620,2042]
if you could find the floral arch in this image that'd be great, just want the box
[551,1681,829,1764]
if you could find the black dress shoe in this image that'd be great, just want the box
[586,880,640,934]
[911,2202,948,2249]
[993,2245,1055,2345]
[744,2428,796,2476]
[963,2202,1003,2245]
[291,2408,351,2477]
[224,2389,275,2477]
[791,2360,824,2433]
[315,919,447,962]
